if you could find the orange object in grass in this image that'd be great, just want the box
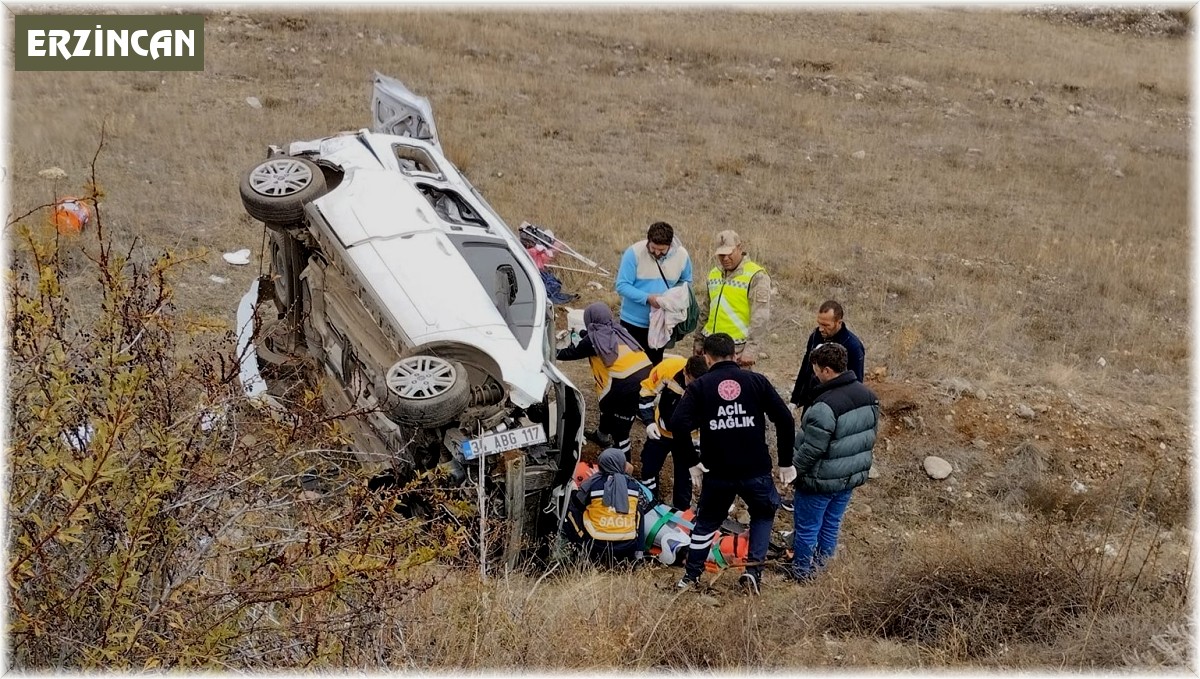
[50,197,91,234]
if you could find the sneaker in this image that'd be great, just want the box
[738,572,761,595]
[675,576,699,591]
[584,429,614,448]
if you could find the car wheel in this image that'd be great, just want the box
[385,355,472,428]
[240,156,327,225]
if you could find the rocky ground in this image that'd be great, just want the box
[1026,6,1191,38]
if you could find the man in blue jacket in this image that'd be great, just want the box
[615,221,693,365]
[790,342,879,581]
[670,333,795,595]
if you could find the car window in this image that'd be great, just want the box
[451,238,537,348]
[417,184,488,229]
[392,144,444,179]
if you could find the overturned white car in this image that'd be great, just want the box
[235,73,584,563]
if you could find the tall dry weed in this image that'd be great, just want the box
[6,187,466,669]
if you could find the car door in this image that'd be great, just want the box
[371,72,440,151]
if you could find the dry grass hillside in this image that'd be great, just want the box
[6,7,1192,671]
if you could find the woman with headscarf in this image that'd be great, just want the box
[557,302,654,460]
[563,448,646,563]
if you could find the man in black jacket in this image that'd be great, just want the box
[789,300,866,410]
[791,343,879,581]
[670,333,795,595]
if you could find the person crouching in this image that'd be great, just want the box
[563,448,646,564]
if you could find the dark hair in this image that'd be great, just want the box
[684,355,709,379]
[647,221,674,246]
[810,343,848,373]
[818,300,844,321]
[702,333,736,359]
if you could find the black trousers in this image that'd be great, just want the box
[638,435,693,510]
[620,320,665,366]
[683,473,779,581]
[598,377,640,460]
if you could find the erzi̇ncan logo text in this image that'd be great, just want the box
[15,15,204,71]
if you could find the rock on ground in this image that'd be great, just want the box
[924,455,953,479]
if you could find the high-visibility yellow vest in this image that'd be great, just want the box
[581,490,641,542]
[589,343,652,397]
[705,260,765,341]
[639,355,687,437]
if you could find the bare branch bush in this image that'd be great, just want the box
[6,184,472,669]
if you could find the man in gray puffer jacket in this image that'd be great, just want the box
[789,342,879,580]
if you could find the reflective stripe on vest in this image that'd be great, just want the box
[655,378,686,438]
[581,493,641,542]
[705,261,765,341]
[588,343,653,397]
[645,355,687,436]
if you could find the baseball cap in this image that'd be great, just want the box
[714,230,741,256]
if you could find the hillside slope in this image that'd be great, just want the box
[7,8,1190,670]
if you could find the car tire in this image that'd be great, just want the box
[385,355,472,428]
[240,156,327,225]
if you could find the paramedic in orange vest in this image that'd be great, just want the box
[693,230,772,368]
[557,302,653,461]
[637,354,708,510]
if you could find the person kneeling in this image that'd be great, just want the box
[563,448,646,565]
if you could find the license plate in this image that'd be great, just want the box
[461,424,547,461]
